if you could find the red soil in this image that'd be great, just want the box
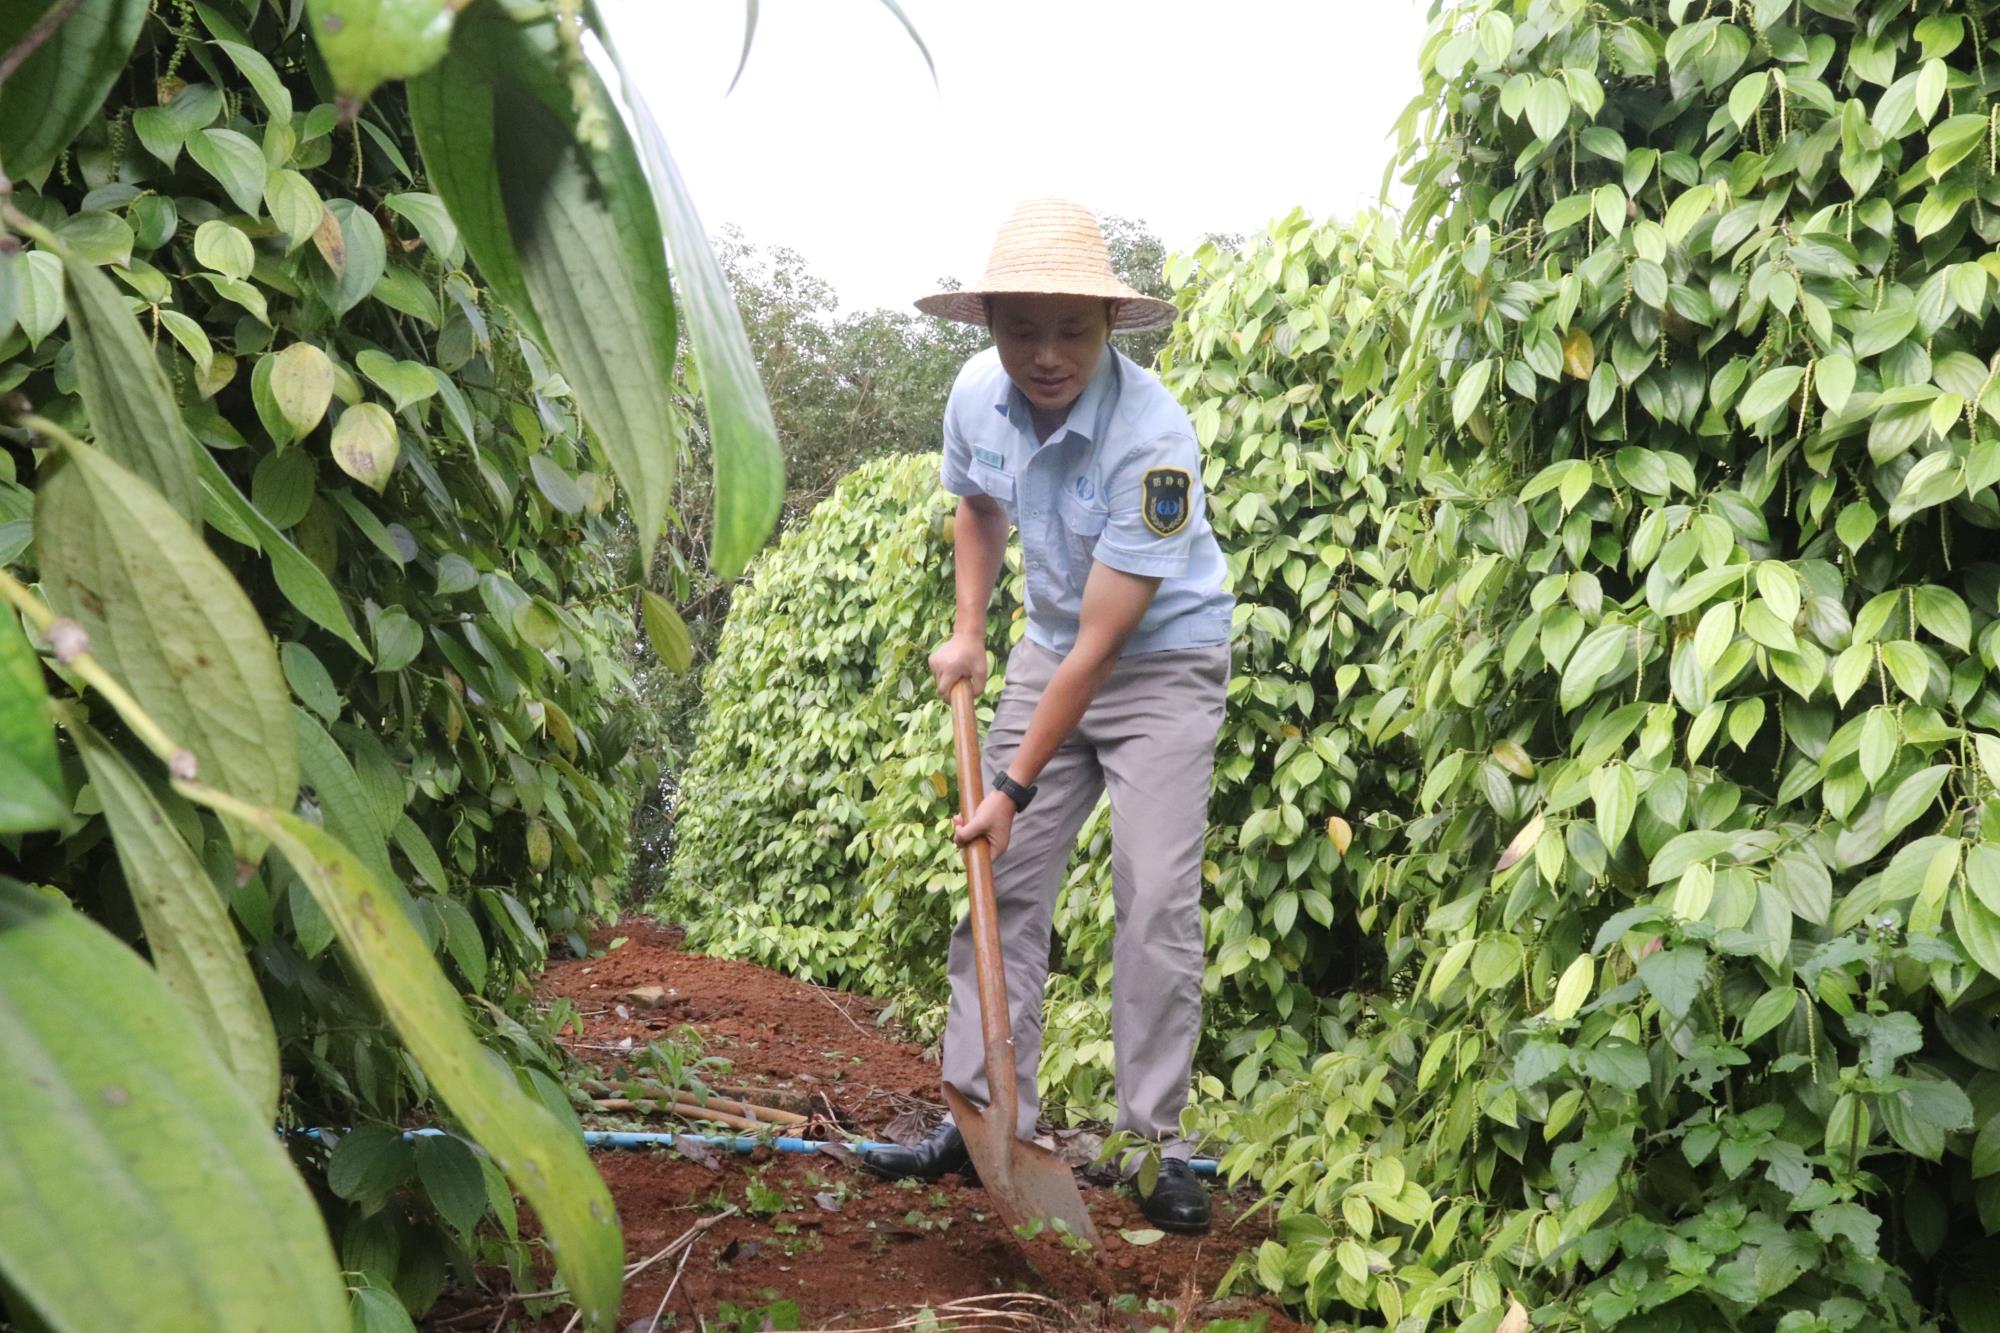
[431,920,1297,1332]
[535,919,941,1124]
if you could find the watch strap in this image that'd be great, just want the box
[993,772,1037,812]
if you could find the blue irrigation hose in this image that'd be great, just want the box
[300,1126,1220,1176]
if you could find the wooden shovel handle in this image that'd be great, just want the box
[949,679,1017,1132]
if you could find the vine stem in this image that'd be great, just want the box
[3,560,258,829]
[1,203,59,248]
[171,777,259,825]
[0,563,195,776]
[0,411,208,779]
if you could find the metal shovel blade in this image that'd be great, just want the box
[943,1081,1102,1248]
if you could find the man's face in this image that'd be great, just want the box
[988,295,1112,419]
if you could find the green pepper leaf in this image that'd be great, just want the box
[302,0,457,105]
[73,724,280,1117]
[36,436,298,861]
[494,88,679,563]
[0,881,347,1331]
[591,24,782,576]
[188,799,625,1328]
[0,0,149,182]
[61,249,201,524]
[0,608,66,833]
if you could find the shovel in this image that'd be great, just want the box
[941,678,1102,1249]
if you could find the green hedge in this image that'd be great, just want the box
[3,2,650,1319]
[664,453,986,1010]
[1196,0,2000,1326]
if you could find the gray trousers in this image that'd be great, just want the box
[941,637,1229,1161]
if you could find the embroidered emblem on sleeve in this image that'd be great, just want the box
[1141,467,1192,537]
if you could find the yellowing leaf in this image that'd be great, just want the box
[264,169,323,251]
[1327,814,1354,855]
[355,348,437,412]
[1561,326,1595,380]
[269,343,336,440]
[311,206,345,277]
[1497,1300,1530,1333]
[1497,813,1545,873]
[1492,739,1536,778]
[330,403,400,493]
[306,199,385,318]
[1545,953,1593,1022]
[192,219,255,279]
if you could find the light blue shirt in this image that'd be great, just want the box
[940,344,1234,656]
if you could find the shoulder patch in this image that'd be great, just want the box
[1141,467,1191,537]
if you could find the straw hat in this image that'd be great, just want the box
[916,197,1178,333]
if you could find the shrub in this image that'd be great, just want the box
[1041,212,1429,1117]
[664,452,996,1015]
[1202,0,2000,1327]
[2,1,782,1325]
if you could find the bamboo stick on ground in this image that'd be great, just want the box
[591,1096,773,1132]
[708,1084,814,1116]
[581,1078,807,1126]
[603,1074,816,1116]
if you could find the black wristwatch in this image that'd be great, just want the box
[993,772,1037,812]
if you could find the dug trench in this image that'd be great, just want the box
[434,919,1300,1331]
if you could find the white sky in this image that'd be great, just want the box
[601,0,1431,314]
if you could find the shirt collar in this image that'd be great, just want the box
[994,345,1117,446]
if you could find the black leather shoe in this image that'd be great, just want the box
[1136,1159,1210,1234]
[861,1123,969,1180]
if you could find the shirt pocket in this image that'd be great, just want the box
[969,461,1016,506]
[1057,489,1110,575]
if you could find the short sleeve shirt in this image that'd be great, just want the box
[940,345,1234,656]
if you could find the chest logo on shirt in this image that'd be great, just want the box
[1072,475,1096,502]
[1142,468,1191,537]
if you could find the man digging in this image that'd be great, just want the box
[862,199,1234,1235]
